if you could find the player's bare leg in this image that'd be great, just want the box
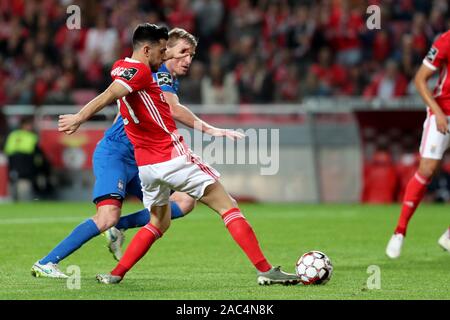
[386,158,440,258]
[92,204,126,260]
[199,181,300,285]
[105,194,195,260]
[170,192,196,215]
[97,204,171,284]
[93,205,122,232]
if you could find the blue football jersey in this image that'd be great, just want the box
[152,63,179,94]
[103,115,128,142]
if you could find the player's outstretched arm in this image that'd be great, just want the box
[164,91,245,140]
[59,82,129,135]
[415,64,449,134]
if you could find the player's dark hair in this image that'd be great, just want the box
[132,23,169,50]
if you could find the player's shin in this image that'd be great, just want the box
[114,202,184,231]
[395,172,430,235]
[111,223,163,278]
[39,219,100,265]
[110,205,169,278]
[222,208,272,273]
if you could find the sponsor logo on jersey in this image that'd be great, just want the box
[156,72,173,87]
[111,67,138,81]
[426,47,438,63]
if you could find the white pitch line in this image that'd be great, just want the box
[0,216,86,225]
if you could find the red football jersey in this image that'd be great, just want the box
[110,57,188,165]
[423,30,450,115]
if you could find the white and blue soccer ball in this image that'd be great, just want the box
[295,250,333,285]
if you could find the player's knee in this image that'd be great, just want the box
[179,195,196,215]
[93,205,121,232]
[418,160,440,179]
[170,192,196,216]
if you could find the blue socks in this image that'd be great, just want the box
[170,201,185,219]
[115,201,184,231]
[39,219,100,265]
[39,202,185,265]
[114,208,149,230]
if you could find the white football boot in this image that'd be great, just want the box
[257,266,301,285]
[437,228,450,252]
[96,274,122,284]
[31,261,68,279]
[386,233,404,259]
[104,227,124,261]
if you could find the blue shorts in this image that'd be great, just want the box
[92,138,143,203]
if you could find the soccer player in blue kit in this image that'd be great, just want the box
[31,28,243,278]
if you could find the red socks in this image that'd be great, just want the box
[395,172,430,236]
[222,208,271,272]
[111,224,162,278]
[111,209,272,278]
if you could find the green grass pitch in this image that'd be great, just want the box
[0,202,448,300]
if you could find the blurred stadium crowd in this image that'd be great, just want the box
[2,0,450,203]
[0,0,449,109]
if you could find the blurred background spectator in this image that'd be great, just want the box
[3,116,53,201]
[363,59,408,100]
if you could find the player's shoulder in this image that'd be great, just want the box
[111,58,151,81]
[433,30,450,46]
[154,63,174,88]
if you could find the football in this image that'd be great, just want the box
[295,251,333,285]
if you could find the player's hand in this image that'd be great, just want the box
[58,114,82,135]
[208,128,245,140]
[435,113,449,134]
[164,41,191,60]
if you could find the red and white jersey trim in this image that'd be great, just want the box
[423,59,437,71]
[114,79,133,92]
[137,90,187,158]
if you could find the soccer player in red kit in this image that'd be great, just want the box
[386,31,450,258]
[59,23,299,285]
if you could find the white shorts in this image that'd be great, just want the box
[138,152,220,209]
[419,114,450,160]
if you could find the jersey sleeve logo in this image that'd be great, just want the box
[156,72,173,87]
[426,47,438,63]
[111,67,138,81]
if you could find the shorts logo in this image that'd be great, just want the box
[426,47,438,63]
[118,180,124,191]
[111,67,138,81]
[431,145,436,154]
[156,72,173,87]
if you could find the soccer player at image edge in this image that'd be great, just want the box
[386,30,450,258]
